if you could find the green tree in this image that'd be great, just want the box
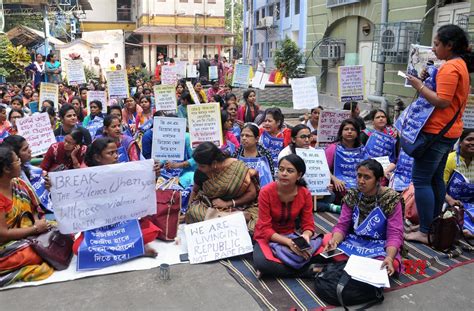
[274,37,303,83]
[0,34,32,82]
[225,0,243,59]
[4,14,44,32]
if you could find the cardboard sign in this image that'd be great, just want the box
[106,70,129,99]
[291,76,319,109]
[338,65,364,102]
[373,156,391,171]
[232,64,251,88]
[186,81,201,104]
[161,66,178,85]
[296,148,331,195]
[463,95,474,129]
[66,59,86,85]
[77,220,145,271]
[87,91,108,114]
[252,71,270,90]
[154,85,177,111]
[50,160,156,234]
[39,82,59,111]
[187,103,223,148]
[16,113,56,157]
[184,213,253,264]
[209,65,218,81]
[317,110,352,143]
[186,65,198,78]
[151,117,186,161]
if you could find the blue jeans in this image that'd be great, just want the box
[412,133,457,233]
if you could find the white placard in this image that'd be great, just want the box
[374,156,391,171]
[184,213,253,264]
[295,148,331,195]
[87,91,108,114]
[51,160,156,234]
[186,65,197,78]
[175,61,187,78]
[462,95,474,128]
[338,65,364,102]
[65,59,86,85]
[161,66,178,85]
[232,64,251,88]
[106,70,129,99]
[39,82,59,111]
[16,113,56,157]
[154,85,177,111]
[252,71,270,90]
[291,76,319,109]
[317,110,352,143]
[187,102,223,148]
[209,65,218,81]
[151,117,186,161]
[186,81,201,104]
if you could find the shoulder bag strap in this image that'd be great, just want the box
[14,211,35,228]
[336,272,351,311]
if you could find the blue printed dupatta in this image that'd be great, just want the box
[238,156,273,188]
[22,164,53,211]
[259,131,284,168]
[447,170,474,234]
[334,144,366,189]
[390,150,414,191]
[364,131,397,163]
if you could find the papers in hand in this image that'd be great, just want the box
[344,255,391,288]
[397,70,408,79]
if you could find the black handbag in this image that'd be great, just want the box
[400,107,461,159]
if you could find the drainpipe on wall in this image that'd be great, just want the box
[375,0,388,97]
[367,95,388,113]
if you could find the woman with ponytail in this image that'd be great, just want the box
[237,89,261,123]
[405,24,471,244]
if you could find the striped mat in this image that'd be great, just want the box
[221,212,474,311]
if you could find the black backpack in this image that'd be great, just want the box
[314,262,384,310]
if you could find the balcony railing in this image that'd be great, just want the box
[326,0,361,9]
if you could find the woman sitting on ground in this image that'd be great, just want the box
[237,89,261,123]
[186,142,259,233]
[100,115,140,163]
[302,106,323,133]
[41,129,87,172]
[54,104,91,144]
[7,109,24,136]
[220,110,240,155]
[328,159,404,276]
[82,100,105,139]
[253,154,328,278]
[259,107,292,168]
[0,146,53,287]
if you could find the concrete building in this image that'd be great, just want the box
[305,0,473,108]
[81,0,232,73]
[243,0,308,69]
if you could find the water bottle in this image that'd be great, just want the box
[328,204,341,214]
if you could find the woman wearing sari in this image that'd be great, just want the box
[185,142,259,233]
[0,146,53,287]
[100,115,140,163]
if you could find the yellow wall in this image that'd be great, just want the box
[138,15,225,28]
[81,22,136,32]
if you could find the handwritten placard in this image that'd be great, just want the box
[87,90,108,114]
[296,148,331,195]
[39,82,59,111]
[374,156,391,171]
[65,59,86,85]
[50,160,156,234]
[291,76,319,109]
[252,71,270,90]
[462,95,474,129]
[186,64,198,78]
[151,117,186,161]
[106,70,129,99]
[16,113,56,157]
[232,64,251,88]
[161,66,178,85]
[209,65,218,81]
[184,213,253,264]
[338,65,364,102]
[154,85,177,111]
[187,103,223,148]
[175,61,187,78]
[317,110,352,143]
[186,81,201,104]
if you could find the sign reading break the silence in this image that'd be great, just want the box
[16,113,56,157]
[50,160,156,234]
[184,213,253,264]
[151,117,186,161]
[187,103,223,148]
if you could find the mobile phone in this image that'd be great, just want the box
[292,236,311,250]
[320,248,344,258]
[179,253,189,262]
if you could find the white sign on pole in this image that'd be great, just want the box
[154,85,177,111]
[106,70,129,99]
[187,102,223,148]
[338,65,364,102]
[184,213,253,264]
[232,64,251,88]
[161,66,178,85]
[291,76,319,109]
[462,95,474,128]
[252,71,270,90]
[186,65,198,78]
[374,156,391,171]
[16,113,56,157]
[317,110,352,143]
[151,117,186,161]
[186,81,201,104]
[87,91,108,114]
[295,148,331,195]
[50,160,156,234]
[209,65,218,81]
[39,82,59,111]
[66,59,86,85]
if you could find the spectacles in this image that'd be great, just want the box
[297,134,311,140]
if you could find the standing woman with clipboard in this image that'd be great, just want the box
[404,25,472,244]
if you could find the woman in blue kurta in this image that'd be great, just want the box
[45,53,62,84]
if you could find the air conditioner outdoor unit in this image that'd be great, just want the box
[380,25,418,53]
[319,42,345,60]
[264,16,274,27]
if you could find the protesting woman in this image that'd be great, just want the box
[327,159,404,276]
[224,94,242,140]
[22,85,34,107]
[122,97,143,135]
[0,146,54,287]
[138,95,154,123]
[25,54,45,89]
[177,91,195,119]
[237,89,261,123]
[70,96,86,123]
[405,25,471,243]
[7,109,24,136]
[54,104,91,144]
[232,123,274,188]
[303,106,323,133]
[45,53,61,84]
[253,154,328,278]
[101,115,140,163]
[41,129,87,172]
[278,124,312,161]
[221,110,240,155]
[343,101,366,131]
[186,142,259,232]
[194,81,208,103]
[259,107,291,168]
[82,100,105,139]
